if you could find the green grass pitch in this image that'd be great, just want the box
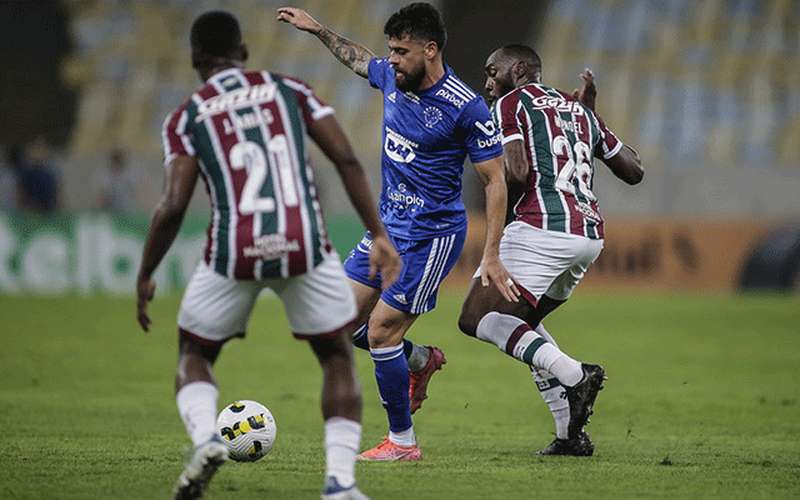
[1,291,798,499]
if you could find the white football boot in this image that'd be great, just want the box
[320,476,370,500]
[174,436,228,500]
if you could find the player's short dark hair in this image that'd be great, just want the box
[190,11,242,58]
[384,2,447,50]
[501,44,542,73]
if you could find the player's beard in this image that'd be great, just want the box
[395,65,426,92]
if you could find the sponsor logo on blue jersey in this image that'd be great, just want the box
[387,183,425,211]
[384,126,417,163]
[475,120,502,148]
[434,88,466,108]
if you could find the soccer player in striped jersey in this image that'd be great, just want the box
[458,44,643,456]
[278,3,519,461]
[135,11,400,500]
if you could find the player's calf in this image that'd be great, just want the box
[174,333,224,470]
[457,309,480,338]
[175,330,222,390]
[352,324,430,374]
[347,280,382,352]
[364,301,420,448]
[309,335,362,421]
[309,335,364,493]
[458,277,534,337]
[351,324,371,351]
[457,281,492,337]
[474,312,583,383]
[475,312,606,439]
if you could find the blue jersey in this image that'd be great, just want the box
[368,58,503,238]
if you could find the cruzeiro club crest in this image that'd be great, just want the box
[423,106,443,128]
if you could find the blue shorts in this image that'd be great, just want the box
[344,229,466,315]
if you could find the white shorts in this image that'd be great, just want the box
[178,253,357,343]
[474,221,603,305]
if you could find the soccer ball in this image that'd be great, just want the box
[216,400,277,462]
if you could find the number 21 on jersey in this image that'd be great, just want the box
[228,136,299,215]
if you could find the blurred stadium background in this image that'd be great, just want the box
[1,0,799,294]
[1,2,798,499]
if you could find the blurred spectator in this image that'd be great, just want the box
[16,137,61,213]
[0,145,21,211]
[92,148,141,213]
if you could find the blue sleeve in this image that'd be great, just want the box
[460,98,503,163]
[368,57,391,91]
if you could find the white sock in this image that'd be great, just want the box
[407,343,430,372]
[531,324,569,439]
[476,312,584,387]
[538,348,584,387]
[176,381,219,447]
[388,426,415,446]
[325,417,361,488]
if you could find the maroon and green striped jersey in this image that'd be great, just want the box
[162,68,334,280]
[493,83,623,239]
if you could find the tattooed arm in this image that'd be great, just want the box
[277,7,375,78]
[315,27,374,78]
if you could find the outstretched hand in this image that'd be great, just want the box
[277,7,323,34]
[573,68,597,112]
[136,276,156,332]
[368,234,402,289]
[480,255,520,303]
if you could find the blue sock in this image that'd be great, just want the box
[352,324,370,351]
[402,339,414,359]
[353,324,415,360]
[370,344,412,433]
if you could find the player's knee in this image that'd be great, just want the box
[320,352,360,400]
[458,285,486,337]
[175,332,220,391]
[309,333,352,363]
[178,329,222,363]
[457,309,478,337]
[366,314,400,347]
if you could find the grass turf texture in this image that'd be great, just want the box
[0,292,798,499]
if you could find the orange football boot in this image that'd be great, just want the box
[357,436,422,462]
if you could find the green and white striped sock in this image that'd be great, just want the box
[476,312,583,387]
[531,323,569,440]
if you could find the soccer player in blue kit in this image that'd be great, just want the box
[278,3,519,460]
